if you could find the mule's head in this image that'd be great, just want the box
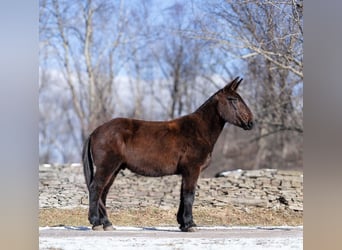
[216,77,254,130]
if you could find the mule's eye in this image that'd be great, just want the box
[227,97,238,102]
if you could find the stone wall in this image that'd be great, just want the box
[39,164,303,211]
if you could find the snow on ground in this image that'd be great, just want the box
[39,226,303,250]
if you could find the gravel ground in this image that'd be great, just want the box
[39,226,303,250]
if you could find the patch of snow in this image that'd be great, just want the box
[40,237,302,250]
[216,169,243,177]
[39,226,303,250]
[39,225,302,231]
[70,163,82,167]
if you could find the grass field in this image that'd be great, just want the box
[39,206,303,227]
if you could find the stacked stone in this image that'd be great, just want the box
[39,164,303,212]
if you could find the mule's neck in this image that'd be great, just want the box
[194,96,226,148]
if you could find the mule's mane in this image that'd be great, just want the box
[195,88,223,113]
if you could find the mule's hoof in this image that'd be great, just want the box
[186,227,197,232]
[92,225,104,231]
[181,227,197,232]
[103,225,115,231]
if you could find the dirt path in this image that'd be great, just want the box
[39,226,303,250]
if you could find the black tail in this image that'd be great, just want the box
[82,136,94,190]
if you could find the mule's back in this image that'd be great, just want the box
[91,116,201,177]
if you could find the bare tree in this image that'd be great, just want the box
[147,2,211,119]
[39,0,303,171]
[187,0,303,169]
[39,0,132,160]
[52,0,127,137]
[40,0,157,162]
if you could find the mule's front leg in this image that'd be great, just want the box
[177,190,196,228]
[178,176,198,232]
[180,190,197,232]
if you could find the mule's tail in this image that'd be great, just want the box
[82,136,94,190]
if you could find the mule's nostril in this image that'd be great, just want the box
[248,121,254,129]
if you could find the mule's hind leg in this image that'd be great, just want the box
[88,180,102,229]
[97,175,115,231]
[98,168,121,231]
[88,162,119,230]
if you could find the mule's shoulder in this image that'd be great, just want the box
[172,114,201,134]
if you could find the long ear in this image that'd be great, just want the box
[223,77,240,92]
[233,77,243,91]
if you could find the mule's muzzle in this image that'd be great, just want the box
[243,121,254,130]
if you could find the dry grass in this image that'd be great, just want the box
[39,206,302,227]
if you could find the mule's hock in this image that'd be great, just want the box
[39,164,303,211]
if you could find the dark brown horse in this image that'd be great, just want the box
[82,77,254,232]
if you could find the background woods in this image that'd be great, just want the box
[39,0,303,176]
